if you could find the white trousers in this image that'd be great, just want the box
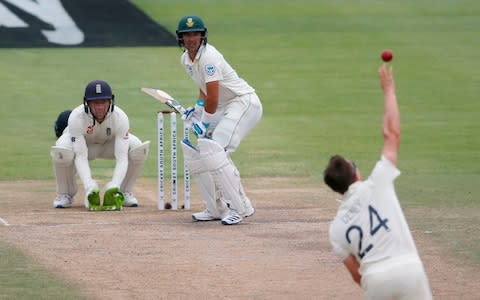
[185,93,261,215]
[362,256,432,300]
[55,133,142,160]
[209,92,262,153]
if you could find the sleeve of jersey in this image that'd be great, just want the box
[329,222,350,261]
[110,113,130,186]
[70,119,95,188]
[201,52,224,83]
[369,155,401,186]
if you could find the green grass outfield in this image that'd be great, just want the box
[0,0,479,298]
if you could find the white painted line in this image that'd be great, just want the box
[0,216,10,226]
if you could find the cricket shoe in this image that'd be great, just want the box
[54,194,73,208]
[221,211,243,225]
[243,206,255,218]
[123,192,138,207]
[192,209,221,221]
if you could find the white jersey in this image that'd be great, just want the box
[63,104,130,188]
[329,155,420,276]
[180,44,255,106]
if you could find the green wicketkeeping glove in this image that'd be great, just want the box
[103,187,124,211]
[87,187,101,209]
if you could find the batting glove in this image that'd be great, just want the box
[182,99,205,128]
[192,121,210,138]
[192,110,216,138]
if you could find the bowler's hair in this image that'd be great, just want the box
[323,155,356,194]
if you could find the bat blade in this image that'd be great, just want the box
[140,87,186,114]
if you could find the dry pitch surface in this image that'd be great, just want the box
[0,178,479,299]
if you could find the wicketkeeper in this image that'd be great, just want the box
[175,15,263,225]
[51,80,150,210]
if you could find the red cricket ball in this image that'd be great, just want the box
[381,50,393,62]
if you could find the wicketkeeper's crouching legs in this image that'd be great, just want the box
[51,146,77,208]
[51,140,150,209]
[120,141,150,207]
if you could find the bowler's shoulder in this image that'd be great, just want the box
[369,155,401,183]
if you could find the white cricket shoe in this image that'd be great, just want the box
[221,211,243,225]
[54,194,73,208]
[123,192,138,207]
[243,206,255,218]
[192,210,220,221]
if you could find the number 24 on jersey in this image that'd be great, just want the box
[345,205,390,259]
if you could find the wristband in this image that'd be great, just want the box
[196,98,205,106]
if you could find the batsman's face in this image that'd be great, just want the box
[89,99,110,122]
[182,32,203,53]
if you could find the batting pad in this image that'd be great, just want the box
[181,140,228,218]
[197,139,247,215]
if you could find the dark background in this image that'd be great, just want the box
[0,0,176,47]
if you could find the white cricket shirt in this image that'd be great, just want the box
[180,44,255,106]
[66,104,130,187]
[329,155,420,275]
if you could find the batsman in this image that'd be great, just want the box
[176,15,263,225]
[51,80,150,210]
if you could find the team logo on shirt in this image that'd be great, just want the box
[205,64,216,76]
[106,128,111,136]
[186,65,193,75]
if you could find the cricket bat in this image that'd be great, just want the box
[140,87,186,114]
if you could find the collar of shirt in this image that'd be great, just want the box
[341,181,362,203]
[186,44,206,64]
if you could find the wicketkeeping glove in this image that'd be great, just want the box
[103,188,124,210]
[85,183,100,210]
[103,182,124,211]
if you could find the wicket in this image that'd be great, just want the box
[157,111,191,210]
